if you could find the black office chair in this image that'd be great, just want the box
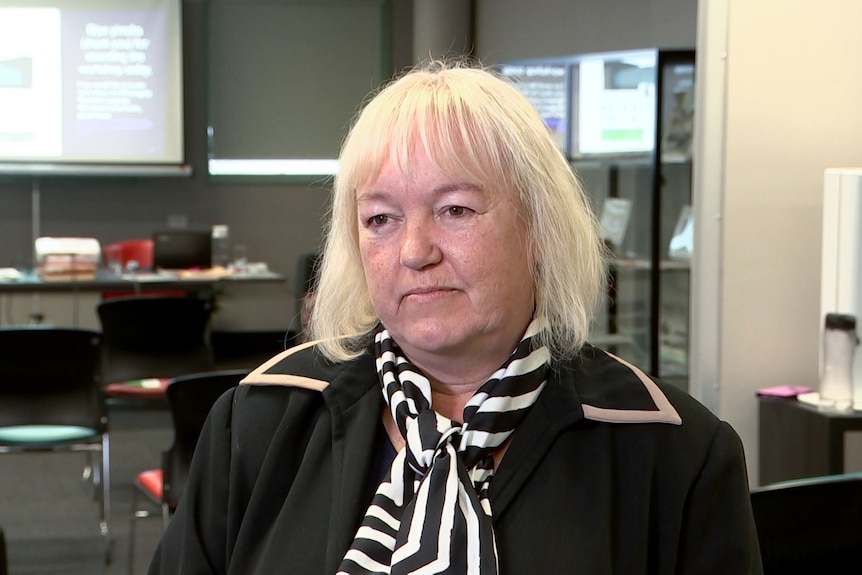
[750,472,862,574]
[0,526,7,575]
[97,295,215,401]
[0,327,111,563]
[294,251,320,340]
[127,369,247,574]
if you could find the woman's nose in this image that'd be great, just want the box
[400,218,441,269]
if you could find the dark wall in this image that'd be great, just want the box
[0,0,415,290]
[475,0,697,63]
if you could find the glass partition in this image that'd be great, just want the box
[499,49,695,390]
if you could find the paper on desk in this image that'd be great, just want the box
[795,391,857,412]
[177,266,232,279]
[121,272,172,282]
[0,268,22,280]
[796,391,821,406]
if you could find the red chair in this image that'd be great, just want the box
[127,369,247,574]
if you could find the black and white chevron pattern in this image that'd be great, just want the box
[337,320,549,575]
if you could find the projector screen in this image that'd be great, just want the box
[0,0,187,176]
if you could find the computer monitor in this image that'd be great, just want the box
[151,229,212,270]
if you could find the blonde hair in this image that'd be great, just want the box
[309,59,608,362]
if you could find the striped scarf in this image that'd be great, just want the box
[337,320,549,575]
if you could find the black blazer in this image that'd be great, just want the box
[148,342,762,574]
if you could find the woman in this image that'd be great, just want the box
[149,60,762,574]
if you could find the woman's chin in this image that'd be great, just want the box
[389,322,467,356]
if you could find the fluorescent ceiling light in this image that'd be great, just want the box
[208,158,340,176]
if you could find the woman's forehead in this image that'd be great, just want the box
[359,139,497,189]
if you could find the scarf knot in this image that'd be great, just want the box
[404,410,460,476]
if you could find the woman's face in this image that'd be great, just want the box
[356,144,535,367]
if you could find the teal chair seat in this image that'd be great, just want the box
[0,425,100,444]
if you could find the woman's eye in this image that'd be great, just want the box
[446,206,466,216]
[367,214,388,226]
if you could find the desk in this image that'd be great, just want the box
[0,268,288,329]
[0,268,287,294]
[759,396,862,484]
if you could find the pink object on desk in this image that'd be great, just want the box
[756,385,814,398]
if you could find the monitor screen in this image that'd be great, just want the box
[498,49,660,160]
[0,0,186,176]
[570,50,657,157]
[152,229,211,271]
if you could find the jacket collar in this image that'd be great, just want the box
[240,340,683,541]
[241,341,681,426]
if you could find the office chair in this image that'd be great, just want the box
[0,327,111,563]
[97,295,215,401]
[750,471,862,574]
[294,251,320,341]
[127,369,247,574]
[0,526,6,575]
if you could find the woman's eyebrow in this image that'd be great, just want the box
[356,190,387,204]
[433,182,484,196]
[356,182,484,203]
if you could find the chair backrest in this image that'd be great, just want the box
[161,369,247,508]
[294,251,320,337]
[0,327,105,430]
[0,526,7,575]
[750,472,862,574]
[294,251,320,302]
[97,295,214,384]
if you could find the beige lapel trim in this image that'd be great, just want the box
[581,351,682,425]
[239,339,330,391]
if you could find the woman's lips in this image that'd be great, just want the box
[404,287,455,301]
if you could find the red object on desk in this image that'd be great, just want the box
[103,239,154,272]
[102,239,186,299]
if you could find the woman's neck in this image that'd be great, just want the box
[429,386,475,422]
[413,361,494,421]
